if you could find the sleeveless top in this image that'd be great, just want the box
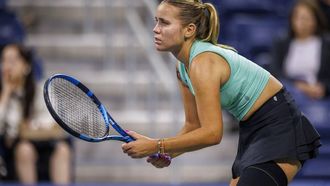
[177,40,270,120]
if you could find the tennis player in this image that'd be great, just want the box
[122,1,321,185]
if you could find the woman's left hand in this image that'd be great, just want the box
[121,131,158,159]
[295,81,325,99]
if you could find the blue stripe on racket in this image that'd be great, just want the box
[43,74,135,143]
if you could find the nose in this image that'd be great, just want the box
[153,23,160,34]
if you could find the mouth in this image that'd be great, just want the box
[154,37,161,44]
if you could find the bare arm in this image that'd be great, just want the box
[164,53,224,154]
[169,64,202,158]
[122,52,227,158]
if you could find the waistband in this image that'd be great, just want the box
[240,87,289,125]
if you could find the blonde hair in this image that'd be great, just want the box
[161,0,220,45]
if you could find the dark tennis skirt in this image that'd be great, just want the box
[232,88,321,179]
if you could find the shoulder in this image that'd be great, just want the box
[190,52,227,73]
[189,52,225,85]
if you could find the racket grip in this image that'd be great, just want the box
[123,135,135,143]
[149,154,160,158]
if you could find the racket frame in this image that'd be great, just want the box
[43,74,134,143]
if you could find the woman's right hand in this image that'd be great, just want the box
[1,70,18,95]
[146,154,171,168]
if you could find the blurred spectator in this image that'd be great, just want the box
[0,44,72,184]
[270,0,330,100]
[318,0,330,32]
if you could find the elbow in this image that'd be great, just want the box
[204,131,222,146]
[211,135,222,145]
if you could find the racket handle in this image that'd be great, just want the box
[149,154,160,158]
[147,153,172,167]
[123,136,135,143]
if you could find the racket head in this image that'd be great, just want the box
[43,74,132,143]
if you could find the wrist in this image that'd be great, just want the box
[157,138,166,154]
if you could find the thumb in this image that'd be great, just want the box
[126,130,144,140]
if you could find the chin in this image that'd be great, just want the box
[155,45,168,52]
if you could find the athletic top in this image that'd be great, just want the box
[177,40,270,120]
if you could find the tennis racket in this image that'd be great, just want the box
[43,74,135,143]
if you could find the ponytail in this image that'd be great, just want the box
[201,3,219,45]
[162,0,220,44]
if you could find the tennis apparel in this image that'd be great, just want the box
[237,161,288,186]
[232,88,321,178]
[176,40,321,180]
[177,40,270,120]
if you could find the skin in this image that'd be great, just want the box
[122,2,301,185]
[1,46,29,147]
[291,4,326,99]
[1,46,29,96]
[1,46,72,184]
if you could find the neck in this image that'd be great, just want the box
[171,39,195,68]
[295,33,315,41]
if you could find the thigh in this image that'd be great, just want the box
[15,140,37,160]
[275,159,301,182]
[230,177,239,186]
[237,161,288,186]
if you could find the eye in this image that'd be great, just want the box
[161,20,169,25]
[159,19,170,25]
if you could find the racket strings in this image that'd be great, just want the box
[49,78,108,138]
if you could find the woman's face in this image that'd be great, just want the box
[1,46,29,83]
[153,3,186,52]
[292,4,317,38]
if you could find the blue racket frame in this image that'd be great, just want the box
[43,74,134,143]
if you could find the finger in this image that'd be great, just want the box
[147,156,159,163]
[158,155,171,166]
[121,144,132,154]
[126,131,144,140]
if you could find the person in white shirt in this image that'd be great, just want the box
[271,0,330,100]
[0,44,72,184]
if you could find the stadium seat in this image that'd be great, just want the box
[224,15,287,60]
[296,158,330,179]
[0,0,6,9]
[0,9,25,46]
[220,0,276,16]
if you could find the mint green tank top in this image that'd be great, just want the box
[178,40,270,120]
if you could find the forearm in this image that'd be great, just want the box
[163,127,222,155]
[170,121,200,158]
[320,80,330,97]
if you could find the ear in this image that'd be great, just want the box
[184,23,196,40]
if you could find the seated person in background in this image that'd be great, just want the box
[0,44,72,184]
[270,0,330,100]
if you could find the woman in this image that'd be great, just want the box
[122,1,321,185]
[0,44,72,184]
[271,0,330,100]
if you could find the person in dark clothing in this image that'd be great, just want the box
[271,0,330,99]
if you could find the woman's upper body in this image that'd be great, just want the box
[271,0,330,99]
[177,40,274,120]
[0,44,65,147]
[122,0,282,160]
[271,35,330,98]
